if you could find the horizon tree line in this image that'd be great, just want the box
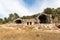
[0,7,60,24]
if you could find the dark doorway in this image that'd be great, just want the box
[38,14,48,23]
[15,20,22,24]
[57,25,60,29]
[30,22,32,25]
[27,22,29,25]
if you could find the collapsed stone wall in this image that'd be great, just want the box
[3,23,59,30]
[11,13,59,30]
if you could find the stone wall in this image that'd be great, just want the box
[3,23,59,30]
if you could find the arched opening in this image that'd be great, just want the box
[38,14,48,23]
[27,22,32,25]
[27,22,29,25]
[57,25,60,29]
[15,20,22,24]
[30,22,32,25]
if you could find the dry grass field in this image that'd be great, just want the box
[0,27,60,40]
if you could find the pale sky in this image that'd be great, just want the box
[0,0,60,18]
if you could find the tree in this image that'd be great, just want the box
[14,13,20,19]
[44,8,53,14]
[52,8,57,19]
[56,8,60,20]
[21,13,39,19]
[4,17,9,23]
[0,18,3,24]
[22,16,32,19]
[32,13,39,18]
[8,13,14,21]
[56,8,60,14]
[44,8,57,19]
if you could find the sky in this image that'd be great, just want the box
[0,0,60,18]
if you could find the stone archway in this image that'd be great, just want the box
[15,20,22,24]
[57,25,60,29]
[38,14,48,23]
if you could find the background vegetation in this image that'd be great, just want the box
[0,7,60,24]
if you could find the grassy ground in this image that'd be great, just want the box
[0,28,60,40]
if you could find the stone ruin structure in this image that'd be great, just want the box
[12,13,60,30]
